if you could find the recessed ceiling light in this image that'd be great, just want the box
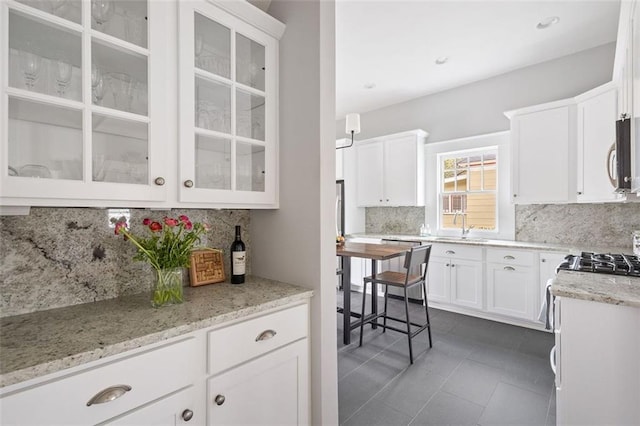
[435,56,448,65]
[536,16,560,29]
[363,82,376,89]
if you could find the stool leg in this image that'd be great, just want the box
[383,284,389,333]
[422,280,432,348]
[404,286,414,364]
[359,280,367,347]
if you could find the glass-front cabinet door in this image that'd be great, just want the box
[0,0,167,204]
[178,1,278,206]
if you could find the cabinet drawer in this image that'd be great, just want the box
[208,304,308,375]
[486,248,535,266]
[430,243,483,261]
[1,337,197,426]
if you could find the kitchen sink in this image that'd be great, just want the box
[431,236,488,243]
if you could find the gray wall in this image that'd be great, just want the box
[337,42,615,143]
[252,0,339,423]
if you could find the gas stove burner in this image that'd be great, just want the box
[558,252,640,277]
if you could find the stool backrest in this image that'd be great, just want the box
[403,244,432,282]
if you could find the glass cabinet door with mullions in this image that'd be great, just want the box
[178,1,278,206]
[0,0,167,204]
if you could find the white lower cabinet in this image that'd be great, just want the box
[424,243,566,329]
[486,248,536,321]
[426,244,483,311]
[486,263,535,320]
[555,297,640,424]
[108,385,205,426]
[0,337,199,426]
[0,302,310,426]
[207,339,309,426]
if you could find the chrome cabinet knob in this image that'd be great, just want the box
[541,258,546,263]
[154,177,165,186]
[184,180,194,188]
[214,394,225,406]
[182,409,194,421]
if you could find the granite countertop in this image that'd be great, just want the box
[551,270,640,308]
[347,233,631,254]
[0,276,313,388]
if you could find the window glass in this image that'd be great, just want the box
[439,149,498,231]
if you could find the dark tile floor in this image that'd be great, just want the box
[337,290,556,426]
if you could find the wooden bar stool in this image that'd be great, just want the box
[358,245,433,363]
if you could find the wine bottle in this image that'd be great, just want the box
[230,225,246,284]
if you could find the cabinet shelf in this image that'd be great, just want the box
[7,87,84,112]
[8,1,83,35]
[91,30,150,59]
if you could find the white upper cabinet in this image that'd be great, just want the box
[506,100,577,205]
[178,1,282,207]
[355,129,427,207]
[0,0,284,209]
[575,84,625,203]
[0,0,170,205]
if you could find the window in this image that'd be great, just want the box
[439,148,497,231]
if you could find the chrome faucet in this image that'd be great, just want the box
[453,211,474,237]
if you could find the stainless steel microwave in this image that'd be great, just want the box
[615,116,632,193]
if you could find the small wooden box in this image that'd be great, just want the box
[189,249,225,286]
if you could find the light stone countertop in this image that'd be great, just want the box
[0,276,313,388]
[551,270,640,308]
[347,233,631,254]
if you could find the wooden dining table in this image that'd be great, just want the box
[336,241,411,345]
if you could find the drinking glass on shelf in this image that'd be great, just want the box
[55,57,72,96]
[91,64,105,104]
[92,154,106,181]
[49,0,69,18]
[91,0,114,31]
[195,34,204,68]
[108,72,136,111]
[20,49,41,90]
[124,11,144,46]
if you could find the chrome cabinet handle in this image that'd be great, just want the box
[86,385,132,406]
[214,395,226,406]
[541,258,546,263]
[255,329,277,342]
[503,255,515,260]
[182,409,194,421]
[451,264,455,268]
[503,266,515,271]
[445,250,455,255]
[607,143,617,188]
[154,177,165,186]
[445,263,450,267]
[184,180,194,188]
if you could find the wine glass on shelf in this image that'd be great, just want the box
[55,57,72,97]
[20,48,41,90]
[91,0,114,31]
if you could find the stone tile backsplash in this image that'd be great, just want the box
[515,203,640,249]
[0,208,250,317]
[365,206,426,234]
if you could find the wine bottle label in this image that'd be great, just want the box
[232,251,246,275]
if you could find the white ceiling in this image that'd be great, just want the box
[336,0,620,118]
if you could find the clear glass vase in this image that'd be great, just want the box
[152,267,184,308]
